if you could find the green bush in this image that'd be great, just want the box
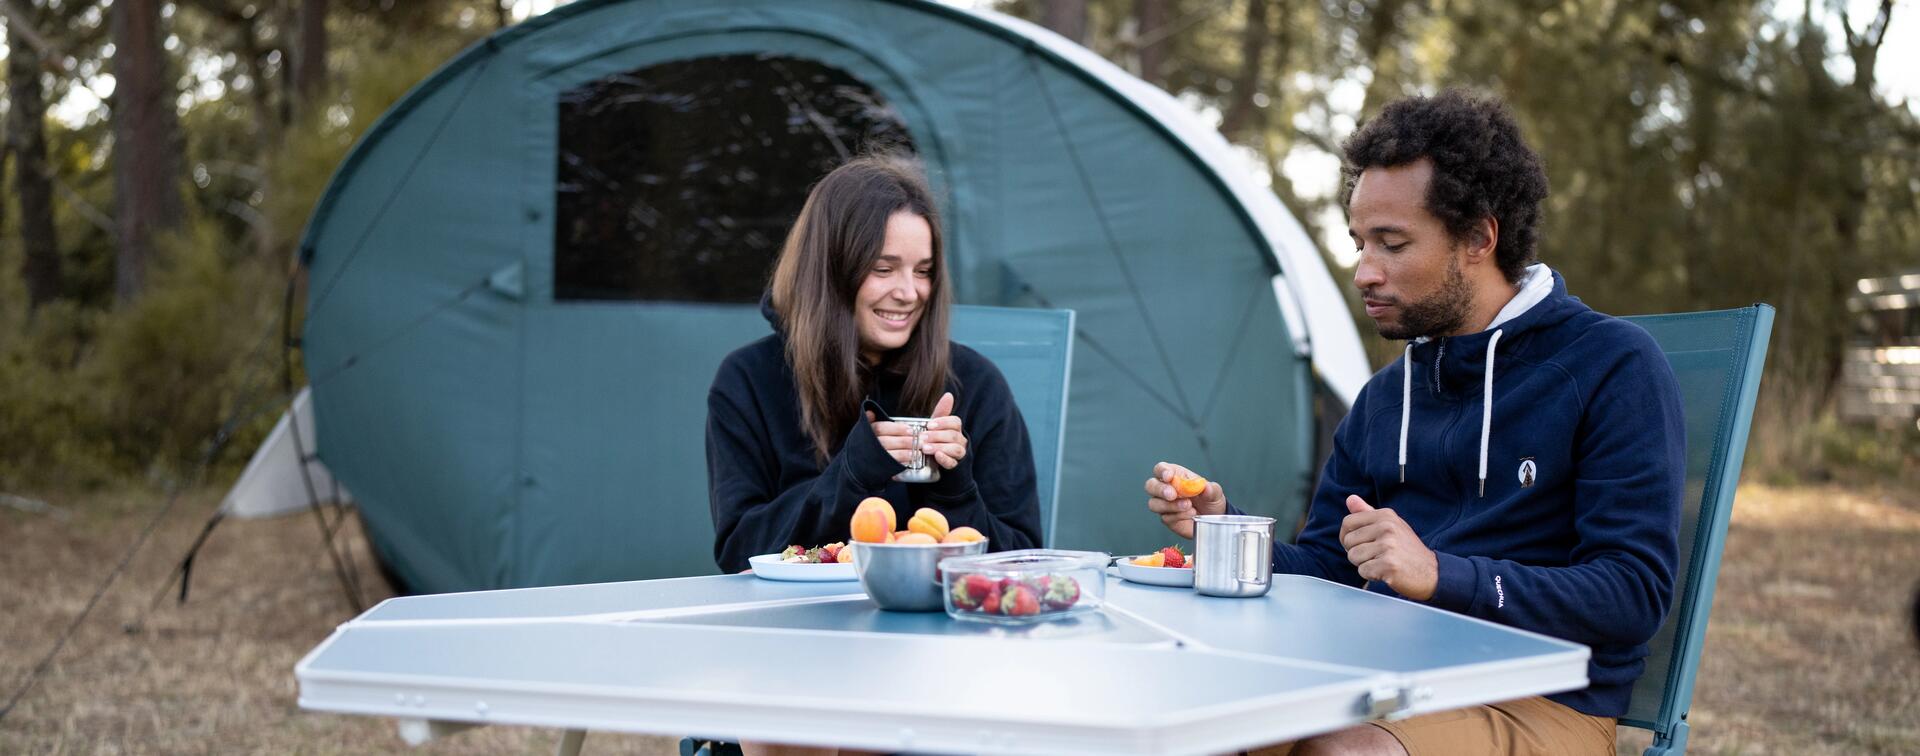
[0,224,283,491]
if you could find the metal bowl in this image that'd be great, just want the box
[851,539,989,611]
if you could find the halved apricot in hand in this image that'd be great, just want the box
[1173,473,1208,499]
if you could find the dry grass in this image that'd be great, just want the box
[3,483,1916,754]
[0,490,677,755]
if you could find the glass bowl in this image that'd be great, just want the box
[938,549,1109,624]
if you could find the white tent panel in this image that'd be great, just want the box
[222,386,353,518]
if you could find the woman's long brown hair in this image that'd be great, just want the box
[769,154,951,465]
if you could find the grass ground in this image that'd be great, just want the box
[2,482,1916,754]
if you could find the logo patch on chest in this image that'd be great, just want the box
[1517,458,1537,488]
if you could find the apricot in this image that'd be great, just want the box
[850,507,892,543]
[907,508,949,541]
[893,532,938,545]
[856,497,898,531]
[836,544,855,563]
[942,526,985,544]
[893,530,915,541]
[1173,473,1208,499]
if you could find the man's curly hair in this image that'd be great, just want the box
[1341,89,1549,284]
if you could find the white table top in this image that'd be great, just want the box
[296,572,1588,754]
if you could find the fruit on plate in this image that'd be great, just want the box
[942,526,984,544]
[778,542,847,564]
[1130,546,1191,568]
[907,508,950,541]
[1173,472,1208,498]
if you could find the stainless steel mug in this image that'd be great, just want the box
[1193,514,1275,597]
[889,416,940,484]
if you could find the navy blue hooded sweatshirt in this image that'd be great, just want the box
[1247,268,1684,718]
[706,298,1044,573]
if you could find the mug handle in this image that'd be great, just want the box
[1236,530,1265,585]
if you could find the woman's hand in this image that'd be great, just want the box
[867,392,968,469]
[919,392,967,469]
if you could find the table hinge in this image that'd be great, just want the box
[1362,683,1434,720]
[1362,685,1402,719]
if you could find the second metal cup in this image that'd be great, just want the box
[889,416,940,484]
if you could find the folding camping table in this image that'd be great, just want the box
[295,572,1589,755]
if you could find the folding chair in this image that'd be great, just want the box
[949,305,1076,545]
[1618,305,1775,755]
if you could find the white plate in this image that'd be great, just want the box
[748,553,858,582]
[1115,556,1195,588]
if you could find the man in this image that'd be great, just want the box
[1146,90,1685,755]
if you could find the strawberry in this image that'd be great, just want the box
[963,574,996,601]
[1000,584,1041,616]
[1042,574,1081,610]
[982,584,1004,614]
[950,580,979,610]
[1159,546,1186,569]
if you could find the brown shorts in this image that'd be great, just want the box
[1250,696,1616,756]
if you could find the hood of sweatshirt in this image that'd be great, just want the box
[1395,265,1587,495]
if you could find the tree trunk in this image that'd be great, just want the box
[1040,0,1088,45]
[1219,0,1275,140]
[1355,0,1408,119]
[109,0,185,304]
[294,0,328,110]
[8,22,63,311]
[1812,0,1894,411]
[1134,0,1168,86]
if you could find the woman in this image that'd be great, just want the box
[706,154,1043,575]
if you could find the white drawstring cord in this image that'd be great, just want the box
[1398,343,1413,483]
[1479,329,1504,497]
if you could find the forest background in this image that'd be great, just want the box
[1,0,1914,491]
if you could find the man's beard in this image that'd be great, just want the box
[1375,255,1473,341]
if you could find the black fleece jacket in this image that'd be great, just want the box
[705,300,1043,573]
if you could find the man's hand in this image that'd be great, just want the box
[1339,495,1439,600]
[1144,461,1226,539]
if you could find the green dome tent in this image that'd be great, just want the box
[298,0,1368,594]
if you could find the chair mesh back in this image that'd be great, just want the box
[951,306,1075,545]
[1619,307,1771,731]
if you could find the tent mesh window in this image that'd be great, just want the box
[554,54,917,303]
